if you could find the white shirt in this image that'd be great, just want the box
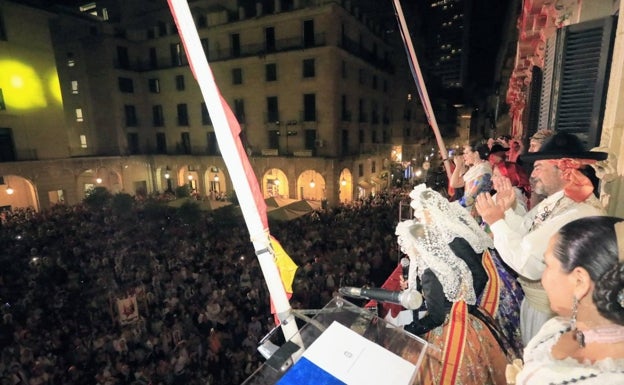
[516,317,624,385]
[489,190,604,280]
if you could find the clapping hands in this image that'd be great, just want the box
[475,178,515,226]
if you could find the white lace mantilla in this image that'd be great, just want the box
[408,184,493,253]
[396,221,477,305]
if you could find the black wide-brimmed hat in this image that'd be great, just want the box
[490,143,510,154]
[519,131,607,163]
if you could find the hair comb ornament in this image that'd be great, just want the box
[618,289,624,309]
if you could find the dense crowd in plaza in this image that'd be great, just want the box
[0,190,404,385]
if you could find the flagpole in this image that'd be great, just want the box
[167,0,300,344]
[392,0,452,181]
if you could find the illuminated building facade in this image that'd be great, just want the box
[0,0,427,210]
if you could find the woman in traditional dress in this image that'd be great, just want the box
[511,216,624,384]
[450,141,493,216]
[397,185,511,385]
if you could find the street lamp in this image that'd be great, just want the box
[6,185,14,195]
[341,178,347,186]
[309,179,315,188]
[213,174,219,182]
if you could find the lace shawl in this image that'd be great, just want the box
[409,184,493,253]
[396,220,477,305]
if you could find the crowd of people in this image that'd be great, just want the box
[2,128,624,385]
[0,190,404,385]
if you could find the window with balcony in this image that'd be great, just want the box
[75,108,84,122]
[148,78,160,93]
[127,133,139,154]
[341,94,350,121]
[149,47,158,69]
[156,133,167,153]
[303,94,316,121]
[232,68,243,85]
[177,103,189,126]
[268,130,279,149]
[266,63,277,81]
[152,105,164,127]
[117,46,130,69]
[175,75,185,91]
[267,96,279,122]
[71,81,79,94]
[265,27,275,53]
[118,77,134,93]
[181,132,191,154]
[0,128,16,161]
[358,98,366,122]
[305,129,316,150]
[124,105,137,126]
[303,20,315,48]
[231,33,241,57]
[302,59,315,78]
[207,132,219,155]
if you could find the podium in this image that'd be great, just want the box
[242,297,429,385]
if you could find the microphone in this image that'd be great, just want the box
[400,257,410,282]
[339,286,422,310]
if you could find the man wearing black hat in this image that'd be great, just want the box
[475,131,607,345]
[488,143,509,168]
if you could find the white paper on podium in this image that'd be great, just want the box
[300,321,417,384]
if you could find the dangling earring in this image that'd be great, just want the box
[570,296,585,348]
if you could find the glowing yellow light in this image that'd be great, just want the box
[0,60,47,109]
[10,76,24,88]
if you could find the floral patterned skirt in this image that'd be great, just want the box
[417,313,509,385]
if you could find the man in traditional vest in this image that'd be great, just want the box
[475,131,607,345]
